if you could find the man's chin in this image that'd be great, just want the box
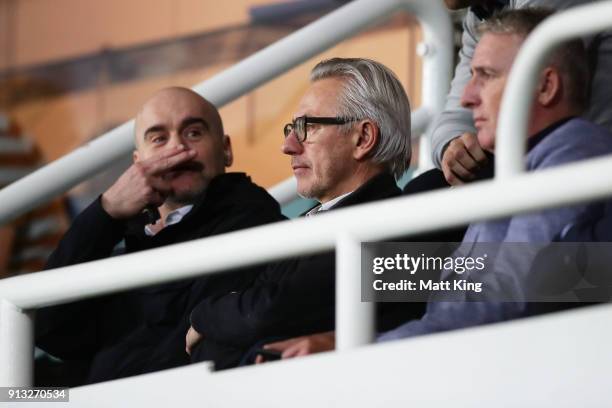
[477,132,496,153]
[167,184,207,206]
[296,182,323,202]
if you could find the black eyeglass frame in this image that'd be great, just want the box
[283,116,359,143]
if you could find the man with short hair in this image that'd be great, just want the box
[433,0,612,185]
[186,58,429,367]
[36,87,285,383]
[380,7,612,341]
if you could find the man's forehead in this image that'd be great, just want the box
[472,33,522,71]
[136,92,211,131]
[294,77,344,118]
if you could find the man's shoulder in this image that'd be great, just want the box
[196,172,285,228]
[528,118,612,169]
[208,173,281,210]
[334,172,400,209]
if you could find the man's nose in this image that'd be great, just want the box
[281,131,303,156]
[460,78,479,109]
[167,133,186,149]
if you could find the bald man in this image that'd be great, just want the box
[36,87,285,384]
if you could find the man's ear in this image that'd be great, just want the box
[223,135,233,167]
[132,150,140,163]
[352,120,379,161]
[537,67,562,107]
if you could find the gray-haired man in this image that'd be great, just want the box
[186,58,429,368]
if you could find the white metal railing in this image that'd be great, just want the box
[68,304,612,407]
[0,0,452,223]
[3,154,612,386]
[1,0,611,394]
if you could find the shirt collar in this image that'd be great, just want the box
[144,204,194,236]
[306,191,353,216]
[528,116,575,151]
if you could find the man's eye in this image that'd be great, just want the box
[185,129,203,139]
[481,70,496,79]
[151,135,167,144]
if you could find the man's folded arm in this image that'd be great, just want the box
[191,255,335,347]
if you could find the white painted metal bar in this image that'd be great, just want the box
[336,233,374,351]
[0,167,39,186]
[0,121,135,225]
[268,176,298,206]
[496,1,612,179]
[69,304,612,407]
[410,107,431,138]
[0,300,33,386]
[414,3,453,172]
[2,152,612,310]
[0,0,452,226]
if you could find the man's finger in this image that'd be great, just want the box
[453,150,480,173]
[263,339,296,352]
[461,133,488,163]
[282,342,307,359]
[185,329,192,355]
[442,164,465,186]
[448,159,474,181]
[144,147,197,176]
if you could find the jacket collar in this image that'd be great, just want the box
[303,172,400,215]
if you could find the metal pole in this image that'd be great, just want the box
[335,234,374,351]
[411,0,453,173]
[0,299,34,386]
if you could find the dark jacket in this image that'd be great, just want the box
[36,173,285,384]
[190,172,433,368]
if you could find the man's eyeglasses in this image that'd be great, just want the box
[283,116,359,143]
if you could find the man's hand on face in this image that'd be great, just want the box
[254,331,335,364]
[441,132,488,186]
[185,325,204,356]
[101,145,197,219]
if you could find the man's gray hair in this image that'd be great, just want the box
[310,58,411,179]
[479,8,591,113]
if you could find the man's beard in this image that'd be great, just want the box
[163,161,208,206]
[166,186,205,206]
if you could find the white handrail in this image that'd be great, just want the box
[496,1,612,179]
[0,0,452,225]
[2,152,612,309]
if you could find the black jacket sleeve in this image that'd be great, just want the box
[190,252,337,348]
[36,197,127,360]
[45,197,126,268]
